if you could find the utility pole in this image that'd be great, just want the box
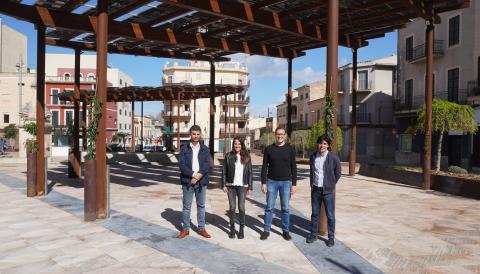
[16,54,25,125]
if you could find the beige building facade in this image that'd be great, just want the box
[395,2,480,168]
[162,61,249,151]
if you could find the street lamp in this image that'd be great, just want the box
[16,54,25,126]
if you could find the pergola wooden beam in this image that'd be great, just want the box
[110,0,154,19]
[252,0,288,10]
[59,0,89,12]
[45,38,230,61]
[158,0,325,42]
[0,2,300,58]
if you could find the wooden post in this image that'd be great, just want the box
[70,48,81,178]
[209,61,215,159]
[193,99,197,125]
[349,47,358,176]
[287,58,293,137]
[36,24,46,196]
[82,99,87,151]
[224,94,227,155]
[233,92,237,135]
[177,92,180,152]
[95,0,108,219]
[423,19,434,190]
[131,101,135,152]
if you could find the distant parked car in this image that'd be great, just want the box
[155,145,167,152]
[143,146,155,152]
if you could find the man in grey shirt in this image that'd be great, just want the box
[306,135,341,246]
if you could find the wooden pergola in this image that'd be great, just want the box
[1,0,469,223]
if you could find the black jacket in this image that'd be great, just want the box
[221,152,253,190]
[309,151,341,194]
[179,143,211,186]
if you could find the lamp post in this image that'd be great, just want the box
[266,107,273,145]
[16,54,25,126]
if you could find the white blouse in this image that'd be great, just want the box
[232,154,246,187]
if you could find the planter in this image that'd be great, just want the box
[27,152,37,197]
[84,159,96,221]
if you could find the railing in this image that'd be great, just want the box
[45,76,96,83]
[220,113,249,120]
[406,40,444,62]
[220,128,249,134]
[220,97,249,105]
[161,110,191,117]
[394,89,468,111]
[357,112,372,123]
[467,80,480,96]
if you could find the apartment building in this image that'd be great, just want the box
[277,81,326,130]
[45,54,133,145]
[395,2,480,168]
[162,61,249,151]
[337,55,397,160]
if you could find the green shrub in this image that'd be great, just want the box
[448,165,468,174]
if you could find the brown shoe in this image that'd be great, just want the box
[177,230,189,239]
[198,230,211,238]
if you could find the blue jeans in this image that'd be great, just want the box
[264,179,291,232]
[182,184,206,231]
[310,186,335,239]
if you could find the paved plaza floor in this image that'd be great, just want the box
[0,154,479,273]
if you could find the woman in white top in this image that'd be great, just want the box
[221,137,253,239]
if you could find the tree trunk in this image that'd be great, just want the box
[435,130,444,172]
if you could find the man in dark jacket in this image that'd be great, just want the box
[306,135,341,247]
[177,125,211,239]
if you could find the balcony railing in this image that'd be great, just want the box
[45,76,96,83]
[467,80,480,96]
[394,89,468,111]
[161,110,191,118]
[220,97,249,105]
[220,128,249,134]
[220,113,249,120]
[406,40,444,63]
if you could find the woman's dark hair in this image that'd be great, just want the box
[231,137,249,165]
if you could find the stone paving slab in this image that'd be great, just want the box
[1,155,480,273]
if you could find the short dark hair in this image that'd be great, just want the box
[189,125,201,133]
[316,134,331,145]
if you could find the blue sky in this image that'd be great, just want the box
[0,13,397,117]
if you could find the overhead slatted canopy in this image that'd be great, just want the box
[1,0,470,61]
[56,84,247,102]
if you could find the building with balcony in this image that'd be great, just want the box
[45,54,133,146]
[162,61,249,151]
[276,81,326,131]
[396,2,480,168]
[337,55,397,160]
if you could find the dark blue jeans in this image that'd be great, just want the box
[182,184,206,231]
[264,179,291,232]
[310,186,335,239]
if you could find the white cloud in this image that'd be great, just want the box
[293,66,325,86]
[229,53,287,79]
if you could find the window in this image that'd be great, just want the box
[3,114,9,123]
[405,36,413,61]
[168,76,173,83]
[65,111,73,125]
[449,15,460,47]
[399,134,412,152]
[51,88,59,104]
[87,73,95,81]
[64,73,71,81]
[448,68,460,102]
[120,79,123,86]
[305,92,308,99]
[119,109,122,115]
[304,114,308,127]
[185,104,190,111]
[339,73,345,91]
[238,79,243,85]
[405,79,413,107]
[51,111,59,127]
[358,71,369,90]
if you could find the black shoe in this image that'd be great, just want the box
[282,231,292,241]
[260,231,270,240]
[326,238,335,247]
[306,234,317,243]
[238,225,244,239]
[229,224,235,239]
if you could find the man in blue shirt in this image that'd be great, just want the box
[177,125,211,239]
[307,135,341,247]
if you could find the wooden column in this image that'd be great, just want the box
[70,48,81,178]
[287,58,293,137]
[233,92,237,135]
[95,0,108,219]
[423,19,434,190]
[131,101,135,152]
[141,101,144,151]
[193,99,197,124]
[209,61,215,159]
[349,48,358,176]
[36,24,46,196]
[224,94,227,155]
[177,92,180,152]
[326,0,339,152]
